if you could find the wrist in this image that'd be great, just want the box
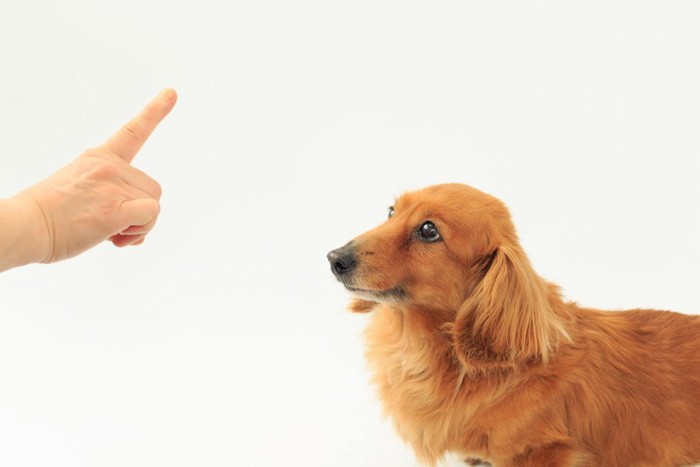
[0,193,51,271]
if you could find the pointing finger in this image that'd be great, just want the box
[103,88,177,163]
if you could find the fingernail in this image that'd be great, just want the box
[157,88,176,101]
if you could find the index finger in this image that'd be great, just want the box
[103,88,177,163]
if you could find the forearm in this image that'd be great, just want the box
[0,194,49,272]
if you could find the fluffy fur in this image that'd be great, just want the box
[328,183,700,466]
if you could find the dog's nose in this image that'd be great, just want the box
[327,243,356,277]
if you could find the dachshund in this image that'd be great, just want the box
[327,183,700,466]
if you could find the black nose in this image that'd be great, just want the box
[327,243,356,277]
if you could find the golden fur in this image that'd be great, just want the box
[328,183,700,466]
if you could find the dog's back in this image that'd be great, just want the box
[561,307,700,466]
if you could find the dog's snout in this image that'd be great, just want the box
[327,243,356,277]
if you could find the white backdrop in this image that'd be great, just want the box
[1,2,699,466]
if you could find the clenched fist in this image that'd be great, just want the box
[0,89,177,272]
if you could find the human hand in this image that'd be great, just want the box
[10,89,177,265]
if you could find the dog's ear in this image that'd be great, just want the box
[348,299,377,313]
[451,244,569,372]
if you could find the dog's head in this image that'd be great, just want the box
[328,183,569,371]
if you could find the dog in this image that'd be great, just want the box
[327,183,700,466]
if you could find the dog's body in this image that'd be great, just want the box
[328,184,700,466]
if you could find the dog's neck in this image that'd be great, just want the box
[365,304,462,386]
[364,304,488,462]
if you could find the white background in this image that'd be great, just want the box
[1,1,699,466]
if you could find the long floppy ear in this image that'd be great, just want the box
[451,244,570,372]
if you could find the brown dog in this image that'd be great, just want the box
[327,183,700,466]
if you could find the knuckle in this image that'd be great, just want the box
[151,200,161,216]
[152,181,163,199]
[91,160,121,179]
[121,120,144,141]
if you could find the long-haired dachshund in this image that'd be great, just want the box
[327,183,700,467]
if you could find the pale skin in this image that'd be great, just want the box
[0,88,177,272]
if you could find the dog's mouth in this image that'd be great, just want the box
[343,284,407,302]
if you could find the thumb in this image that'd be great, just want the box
[117,198,160,233]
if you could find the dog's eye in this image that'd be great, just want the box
[387,206,395,219]
[418,221,441,242]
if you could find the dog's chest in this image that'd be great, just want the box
[363,308,473,458]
